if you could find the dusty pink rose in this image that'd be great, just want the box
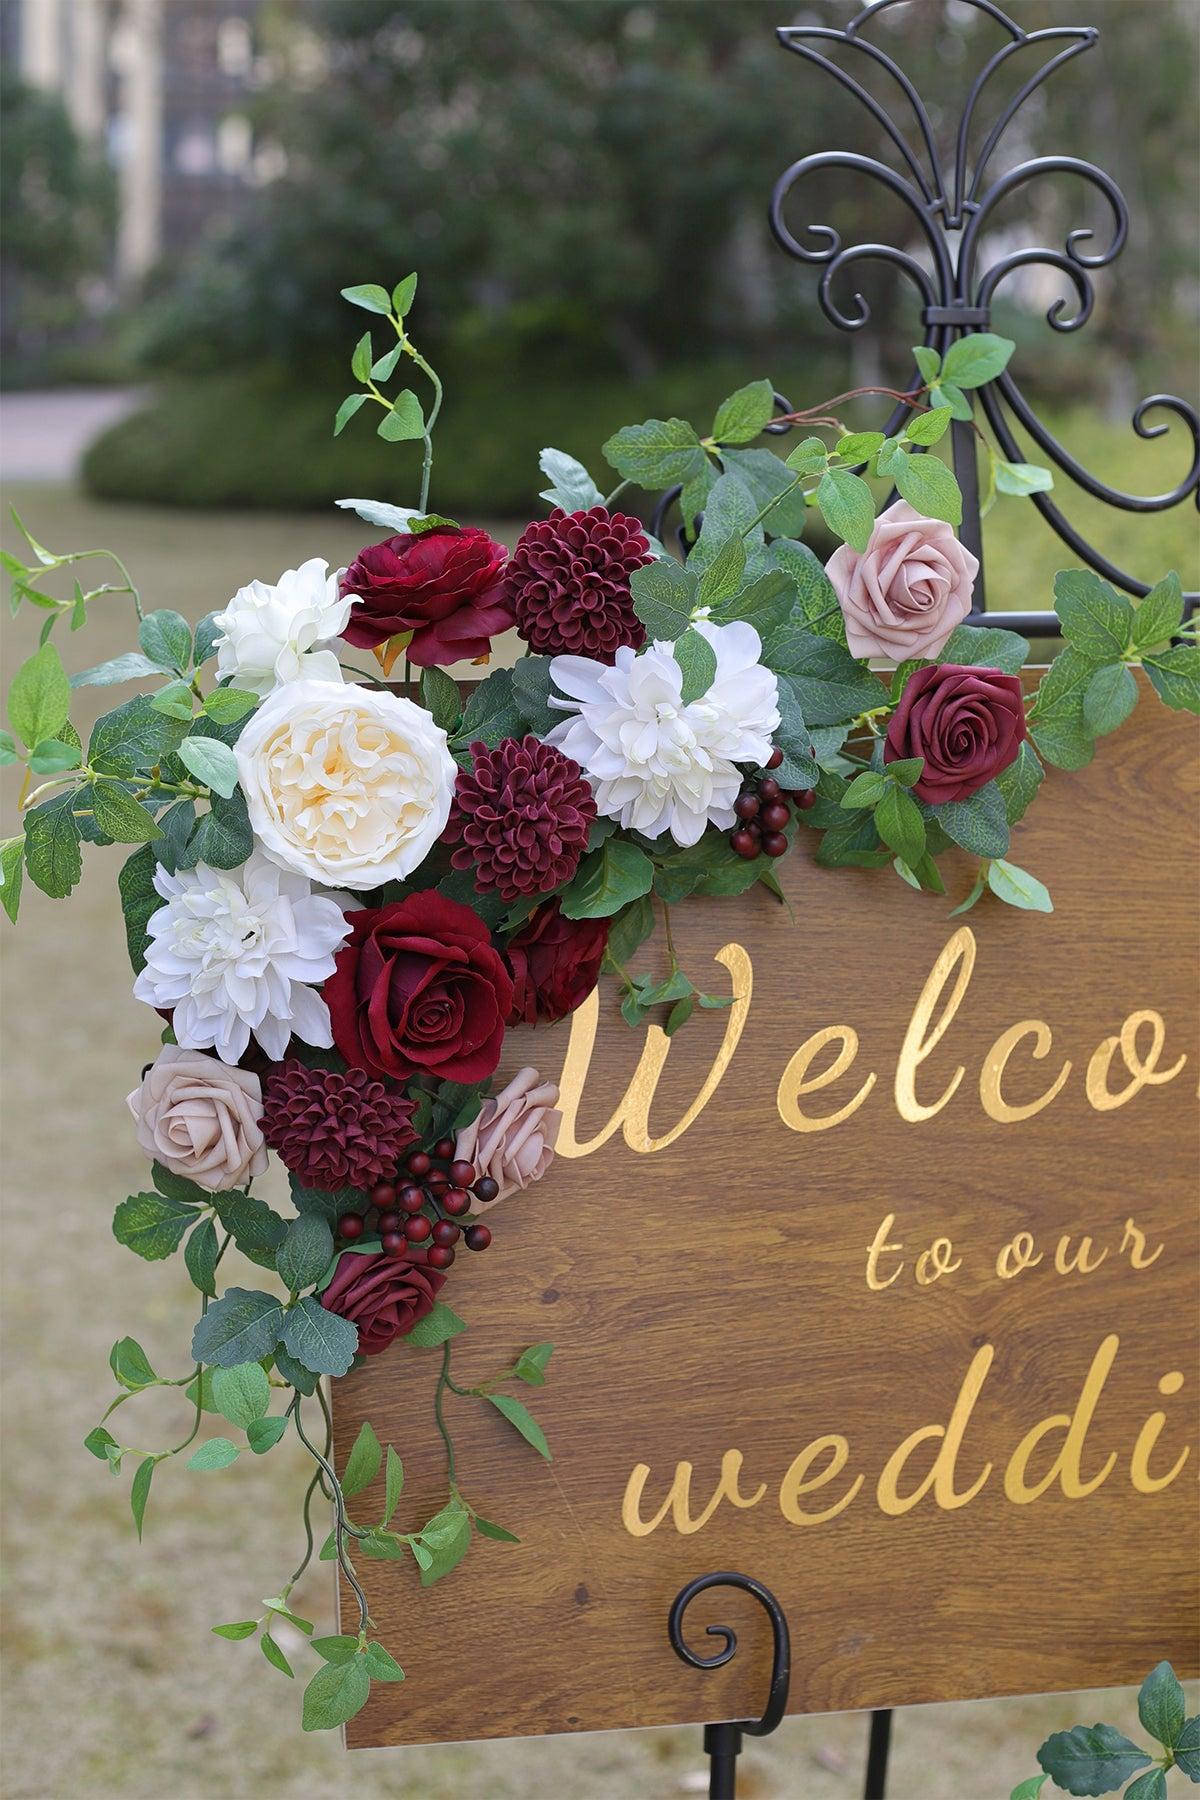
[128,1046,268,1191]
[455,1067,560,1212]
[825,500,978,660]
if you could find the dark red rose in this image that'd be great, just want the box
[339,526,512,667]
[325,891,514,1084]
[885,663,1027,805]
[505,898,609,1026]
[319,1250,445,1356]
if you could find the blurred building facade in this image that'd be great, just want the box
[2,0,282,287]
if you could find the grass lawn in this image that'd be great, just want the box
[1,482,1195,1798]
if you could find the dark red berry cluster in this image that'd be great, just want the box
[728,747,817,860]
[335,1138,497,1269]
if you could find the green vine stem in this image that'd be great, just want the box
[290,1391,371,1634]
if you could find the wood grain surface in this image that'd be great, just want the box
[334,674,1199,1749]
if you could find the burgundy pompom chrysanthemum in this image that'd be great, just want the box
[261,1060,416,1192]
[504,506,652,659]
[445,735,596,904]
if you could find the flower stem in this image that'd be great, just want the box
[290,1391,370,1633]
[433,1340,457,1485]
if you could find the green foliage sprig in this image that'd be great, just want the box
[1011,1662,1199,1798]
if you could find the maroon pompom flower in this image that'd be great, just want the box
[885,663,1027,805]
[505,898,610,1026]
[504,506,651,660]
[339,526,512,667]
[444,735,596,904]
[261,1059,416,1192]
[319,1250,445,1355]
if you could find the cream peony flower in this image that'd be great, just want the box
[234,677,456,888]
[132,850,351,1064]
[128,1046,268,1191]
[213,558,354,697]
[544,620,780,846]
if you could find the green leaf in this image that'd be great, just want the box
[939,622,1029,674]
[1028,647,1101,769]
[458,666,523,746]
[934,783,1009,858]
[673,628,718,704]
[1037,1723,1151,1796]
[350,330,372,382]
[334,393,367,436]
[473,1516,521,1543]
[949,871,987,916]
[912,345,941,383]
[270,1346,317,1396]
[835,431,886,462]
[875,784,925,867]
[784,436,828,475]
[721,448,808,537]
[893,451,962,526]
[415,1500,473,1586]
[211,1620,258,1640]
[885,756,924,787]
[1124,1772,1166,1800]
[711,569,793,638]
[84,1425,118,1461]
[71,651,168,689]
[695,533,747,608]
[987,858,1053,913]
[1082,661,1138,736]
[513,1342,554,1385]
[187,1437,242,1471]
[1138,1661,1186,1751]
[841,771,889,809]
[420,666,461,732]
[940,332,1015,389]
[404,1300,467,1348]
[994,458,1054,496]
[212,1361,271,1429]
[340,283,392,315]
[176,734,239,798]
[189,790,254,869]
[930,380,973,421]
[537,446,604,512]
[1143,642,1200,714]
[247,1414,289,1454]
[561,838,654,919]
[1,836,25,923]
[28,738,81,775]
[210,1189,288,1267]
[113,1189,197,1260]
[312,1635,360,1664]
[711,378,776,445]
[1054,569,1134,660]
[110,1336,158,1388]
[904,407,953,446]
[363,1643,405,1682]
[150,682,194,720]
[201,686,257,724]
[995,742,1044,824]
[627,558,695,640]
[91,781,162,845]
[815,467,875,552]
[768,636,884,725]
[89,693,189,778]
[278,1296,358,1377]
[341,1421,382,1499]
[766,539,847,644]
[277,1214,335,1295]
[1174,1713,1200,1781]
[129,1457,154,1540]
[23,789,83,898]
[487,1392,551,1461]
[1132,572,1184,650]
[8,642,70,747]
[392,272,418,316]
[191,1288,286,1368]
[382,1445,405,1526]
[1009,1779,1048,1800]
[605,894,655,968]
[139,609,192,674]
[875,437,907,479]
[601,416,706,488]
[260,1633,294,1679]
[378,390,425,441]
[184,1217,219,1296]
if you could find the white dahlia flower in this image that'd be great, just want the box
[234,677,456,887]
[544,619,780,846]
[213,558,353,697]
[132,851,352,1064]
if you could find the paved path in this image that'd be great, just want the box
[0,386,144,482]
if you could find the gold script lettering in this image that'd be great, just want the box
[621,1449,765,1537]
[779,1435,863,1524]
[895,927,976,1123]
[777,1025,876,1133]
[865,1214,905,1290]
[1120,1217,1165,1269]
[979,1020,1071,1123]
[555,943,751,1157]
[1085,1010,1186,1111]
[1003,1334,1119,1503]
[1130,1371,1190,1494]
[876,1345,994,1515]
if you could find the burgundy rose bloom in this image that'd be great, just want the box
[445,735,596,904]
[325,891,514,1085]
[505,899,609,1026]
[339,526,512,667]
[504,506,651,660]
[319,1250,445,1356]
[885,663,1027,805]
[261,1059,416,1192]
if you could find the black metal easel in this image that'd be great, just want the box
[664,3,1197,1794]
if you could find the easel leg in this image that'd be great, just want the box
[703,1721,743,1800]
[864,1707,893,1799]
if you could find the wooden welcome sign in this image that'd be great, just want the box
[333,678,1199,1748]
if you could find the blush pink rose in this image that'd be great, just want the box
[454,1067,560,1212]
[825,500,979,660]
[128,1046,268,1192]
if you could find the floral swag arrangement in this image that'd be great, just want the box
[2,278,1196,1734]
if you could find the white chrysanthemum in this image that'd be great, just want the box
[234,677,456,887]
[544,619,780,847]
[132,851,352,1064]
[213,558,353,697]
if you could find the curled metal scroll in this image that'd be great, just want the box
[768,0,1198,617]
[668,1570,791,1737]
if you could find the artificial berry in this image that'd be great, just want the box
[449,1159,475,1187]
[472,1176,500,1204]
[404,1214,432,1243]
[464,1224,492,1252]
[760,801,791,832]
[427,1244,456,1270]
[731,829,759,860]
[795,788,817,811]
[434,1137,455,1161]
[432,1220,461,1248]
[766,747,784,770]
[442,1187,472,1216]
[399,1183,427,1213]
[336,1212,365,1241]
[758,776,781,802]
[369,1181,396,1210]
[426,1169,449,1190]
[381,1231,406,1256]
[734,792,760,821]
[762,831,788,858]
[406,1150,431,1178]
[377,1210,401,1235]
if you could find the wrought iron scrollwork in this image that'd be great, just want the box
[768,0,1198,623]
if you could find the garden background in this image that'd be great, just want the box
[1,2,1197,1796]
